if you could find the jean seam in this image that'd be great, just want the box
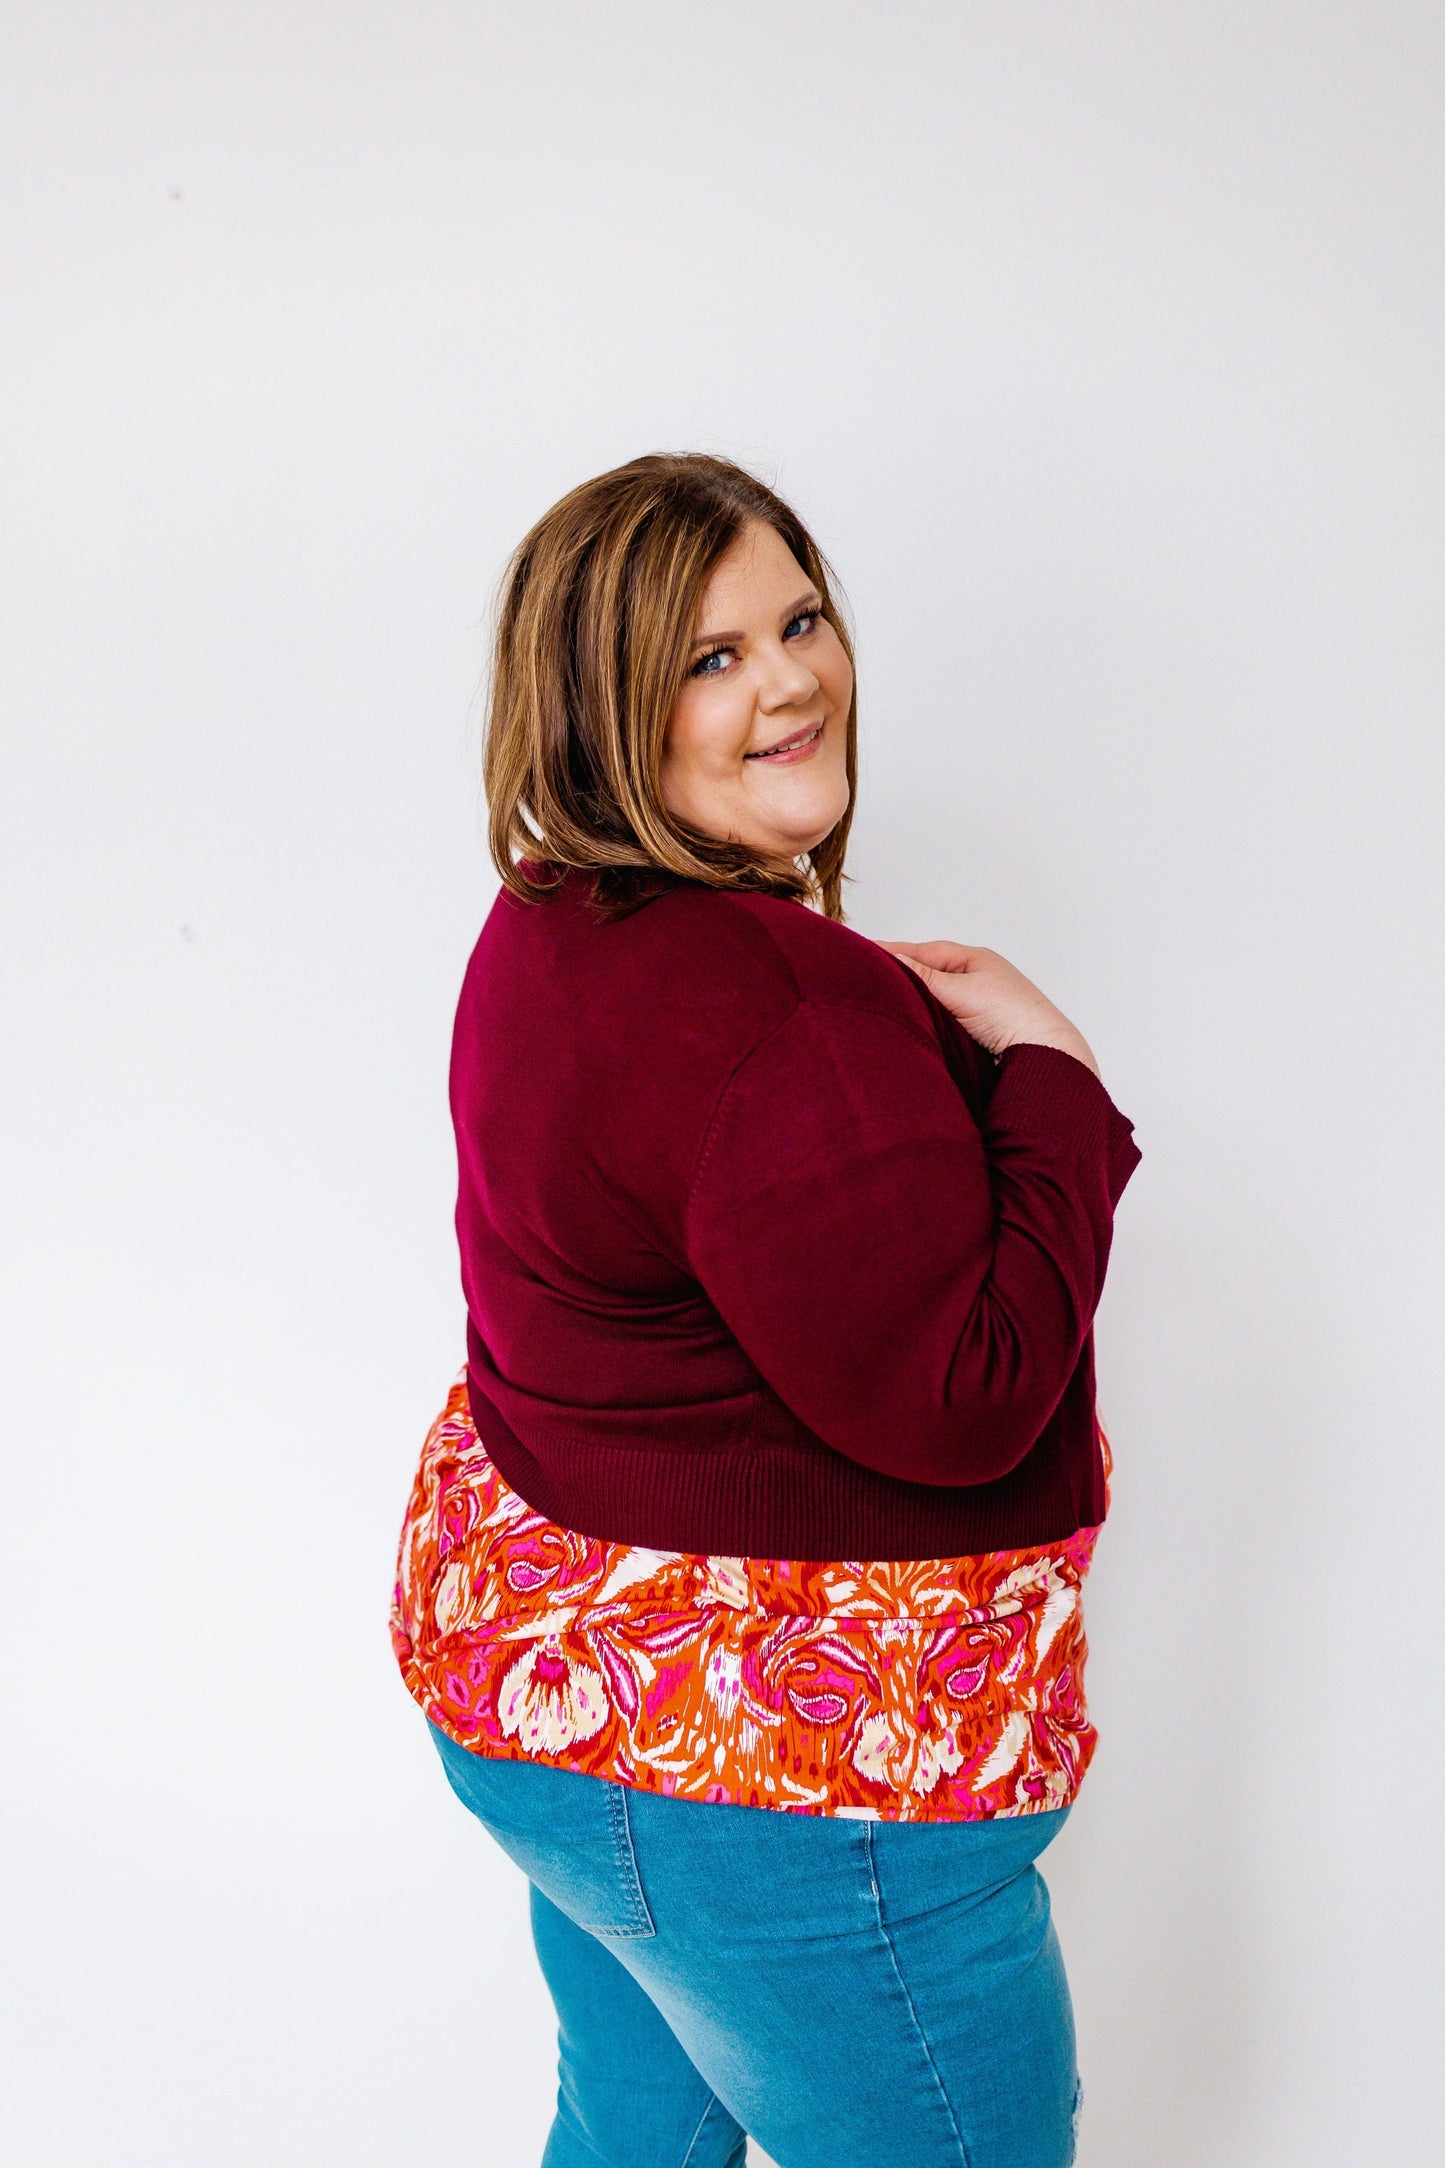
[678,2095,726,2168]
[864,1823,974,2168]
[605,1780,656,1939]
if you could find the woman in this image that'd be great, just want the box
[392,453,1140,2168]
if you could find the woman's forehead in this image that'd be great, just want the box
[696,522,810,625]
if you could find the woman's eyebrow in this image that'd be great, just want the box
[689,593,822,650]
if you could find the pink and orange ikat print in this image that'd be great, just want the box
[392,1379,1109,1822]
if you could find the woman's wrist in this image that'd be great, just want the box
[1001,1029,1101,1080]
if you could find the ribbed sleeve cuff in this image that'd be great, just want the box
[990,1042,1142,1204]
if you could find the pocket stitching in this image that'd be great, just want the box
[604,1780,656,1940]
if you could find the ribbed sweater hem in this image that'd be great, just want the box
[468,1375,1102,1562]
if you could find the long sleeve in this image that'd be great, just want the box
[684,1003,1140,1487]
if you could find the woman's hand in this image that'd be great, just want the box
[878,941,1101,1079]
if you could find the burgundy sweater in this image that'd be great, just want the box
[450,870,1140,1561]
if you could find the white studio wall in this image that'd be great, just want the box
[3,5,1443,2163]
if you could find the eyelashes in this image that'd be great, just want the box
[689,643,733,678]
[688,609,823,679]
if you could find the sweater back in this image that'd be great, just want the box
[450,870,1140,1559]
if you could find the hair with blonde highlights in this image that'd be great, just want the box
[483,453,857,918]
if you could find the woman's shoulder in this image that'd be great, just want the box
[474,866,938,1064]
[601,878,932,1040]
[700,887,936,1035]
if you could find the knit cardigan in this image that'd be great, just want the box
[448,869,1140,1563]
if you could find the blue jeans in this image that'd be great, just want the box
[429,1723,1082,2168]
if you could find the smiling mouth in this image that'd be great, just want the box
[744,721,825,761]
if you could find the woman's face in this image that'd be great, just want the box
[661,521,853,867]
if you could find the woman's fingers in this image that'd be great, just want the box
[877,937,1100,1076]
[878,943,933,978]
[878,939,981,973]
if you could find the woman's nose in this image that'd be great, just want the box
[756,642,819,709]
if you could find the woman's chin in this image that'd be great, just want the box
[751,785,850,863]
[759,821,845,867]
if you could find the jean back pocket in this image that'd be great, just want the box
[428,1723,655,1940]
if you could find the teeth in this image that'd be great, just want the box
[751,724,821,758]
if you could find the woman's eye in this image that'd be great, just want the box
[691,647,731,677]
[785,611,820,640]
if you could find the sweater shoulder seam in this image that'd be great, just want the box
[682,994,804,1231]
[797,991,943,1063]
[702,896,948,1062]
[682,992,951,1238]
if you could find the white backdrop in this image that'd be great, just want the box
[4,5,1443,2163]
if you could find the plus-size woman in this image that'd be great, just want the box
[391,453,1140,2168]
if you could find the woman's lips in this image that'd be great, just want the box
[744,720,825,765]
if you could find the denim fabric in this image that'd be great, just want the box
[430,1724,1081,2168]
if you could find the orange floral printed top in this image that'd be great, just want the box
[392,1378,1110,1823]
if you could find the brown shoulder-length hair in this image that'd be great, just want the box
[484,452,857,918]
